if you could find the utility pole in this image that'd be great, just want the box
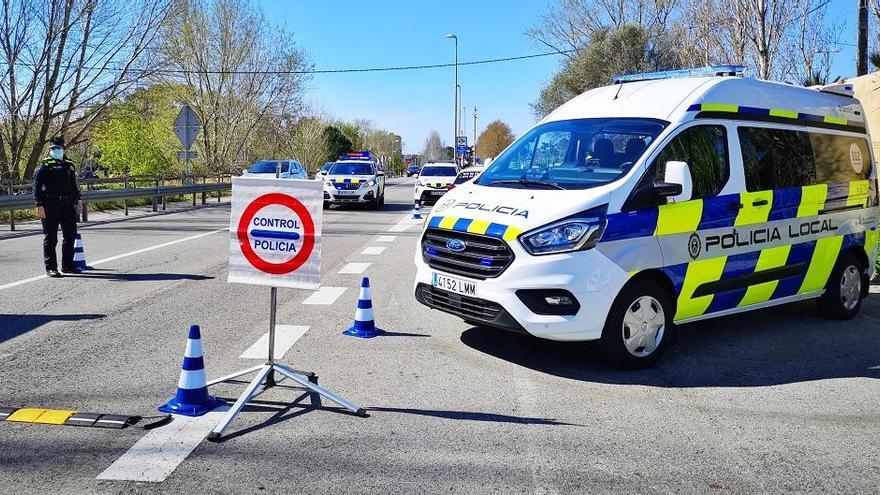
[473,107,478,161]
[445,34,458,154]
[858,0,868,76]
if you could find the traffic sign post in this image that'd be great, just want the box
[173,105,201,180]
[208,176,365,441]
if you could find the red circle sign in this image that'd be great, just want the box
[237,193,315,275]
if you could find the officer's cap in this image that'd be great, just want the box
[49,136,65,148]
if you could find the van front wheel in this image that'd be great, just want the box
[599,279,673,370]
[818,251,865,320]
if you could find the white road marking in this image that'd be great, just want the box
[0,227,228,292]
[338,262,371,274]
[302,286,346,305]
[239,325,309,359]
[387,212,423,232]
[361,246,386,255]
[96,405,230,483]
[388,223,415,232]
[375,235,397,242]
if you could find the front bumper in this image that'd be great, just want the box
[415,186,448,203]
[324,186,378,204]
[413,239,627,341]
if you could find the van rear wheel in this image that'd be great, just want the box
[818,251,865,320]
[599,279,673,370]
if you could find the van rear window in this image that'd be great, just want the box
[738,127,872,191]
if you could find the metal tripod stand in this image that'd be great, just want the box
[206,287,366,441]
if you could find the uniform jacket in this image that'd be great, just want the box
[33,157,81,206]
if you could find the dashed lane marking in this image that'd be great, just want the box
[361,246,386,255]
[239,325,309,359]
[338,262,371,274]
[0,227,228,292]
[302,286,347,305]
[96,406,230,483]
[375,235,397,242]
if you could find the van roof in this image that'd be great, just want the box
[543,76,865,130]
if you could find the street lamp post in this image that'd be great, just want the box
[445,33,458,161]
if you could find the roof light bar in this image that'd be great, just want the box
[613,65,746,84]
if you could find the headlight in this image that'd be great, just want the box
[367,179,376,187]
[520,218,605,255]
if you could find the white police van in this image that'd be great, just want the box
[414,162,459,204]
[414,66,878,369]
[323,152,386,209]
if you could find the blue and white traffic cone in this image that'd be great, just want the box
[412,200,422,220]
[158,325,225,416]
[73,233,91,270]
[343,277,383,338]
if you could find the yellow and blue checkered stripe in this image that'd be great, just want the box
[687,103,863,130]
[330,178,367,184]
[603,180,877,322]
[426,215,523,241]
[424,182,449,189]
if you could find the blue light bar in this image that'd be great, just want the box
[339,151,373,161]
[613,65,746,84]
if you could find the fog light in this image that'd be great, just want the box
[544,295,573,306]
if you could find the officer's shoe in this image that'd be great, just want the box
[47,269,62,278]
[61,267,82,275]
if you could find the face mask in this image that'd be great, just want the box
[50,149,63,160]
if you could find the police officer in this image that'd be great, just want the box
[33,136,82,277]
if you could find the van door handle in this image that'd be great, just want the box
[752,199,769,207]
[727,202,743,212]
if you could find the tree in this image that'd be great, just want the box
[92,85,180,176]
[291,116,327,174]
[476,121,515,159]
[159,0,310,173]
[533,25,681,117]
[0,0,173,179]
[323,125,352,161]
[422,130,444,162]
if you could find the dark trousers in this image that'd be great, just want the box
[41,200,78,271]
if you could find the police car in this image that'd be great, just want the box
[323,152,386,209]
[414,162,459,204]
[414,66,878,369]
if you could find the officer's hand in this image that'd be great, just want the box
[37,206,46,219]
[75,201,82,215]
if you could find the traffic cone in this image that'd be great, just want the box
[412,200,422,219]
[343,277,383,338]
[73,233,91,270]
[158,325,225,416]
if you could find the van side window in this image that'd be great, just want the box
[653,125,729,198]
[738,127,815,191]
[810,133,872,183]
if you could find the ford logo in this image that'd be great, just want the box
[446,238,467,252]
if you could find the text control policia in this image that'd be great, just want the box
[414,66,879,369]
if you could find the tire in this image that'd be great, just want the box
[323,201,329,210]
[378,193,385,208]
[818,251,865,320]
[599,279,673,370]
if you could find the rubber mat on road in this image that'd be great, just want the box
[1,407,167,429]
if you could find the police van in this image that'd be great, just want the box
[323,152,386,209]
[414,66,878,369]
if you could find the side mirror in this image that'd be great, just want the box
[377,171,385,176]
[663,160,693,202]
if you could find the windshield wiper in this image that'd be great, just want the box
[488,178,565,190]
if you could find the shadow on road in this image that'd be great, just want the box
[460,299,880,387]
[366,407,576,426]
[76,272,213,282]
[0,313,105,344]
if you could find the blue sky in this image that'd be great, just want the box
[267,0,860,154]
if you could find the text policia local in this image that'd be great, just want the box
[251,216,302,253]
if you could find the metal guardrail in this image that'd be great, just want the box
[1,175,232,231]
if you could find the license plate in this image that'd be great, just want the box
[430,190,445,196]
[432,273,477,296]
[336,190,358,195]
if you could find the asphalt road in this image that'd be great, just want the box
[1,177,878,494]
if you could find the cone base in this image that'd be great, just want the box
[342,326,384,339]
[158,395,226,417]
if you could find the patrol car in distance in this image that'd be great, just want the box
[447,165,485,192]
[323,152,386,209]
[414,162,458,204]
[414,66,878,369]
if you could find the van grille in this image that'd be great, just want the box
[417,285,503,321]
[421,228,513,280]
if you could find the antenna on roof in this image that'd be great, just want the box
[613,65,746,84]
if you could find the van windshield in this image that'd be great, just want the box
[475,118,667,190]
